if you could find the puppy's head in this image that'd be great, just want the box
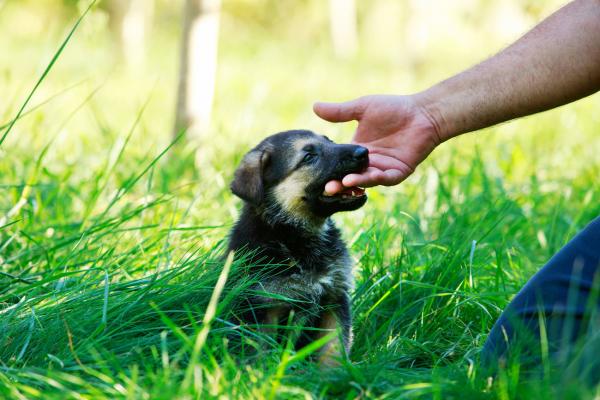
[231,130,368,224]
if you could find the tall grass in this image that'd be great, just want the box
[1,3,599,399]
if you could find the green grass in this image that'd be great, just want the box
[1,2,600,399]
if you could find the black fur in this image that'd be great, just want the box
[227,130,368,361]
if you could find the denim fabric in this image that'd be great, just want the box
[482,216,600,378]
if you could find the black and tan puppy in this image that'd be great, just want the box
[228,129,368,363]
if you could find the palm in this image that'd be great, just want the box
[314,95,440,193]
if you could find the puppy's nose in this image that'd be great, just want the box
[353,146,368,161]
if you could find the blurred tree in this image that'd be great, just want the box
[329,0,358,58]
[174,0,221,141]
[105,0,154,68]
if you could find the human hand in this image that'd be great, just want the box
[313,95,443,195]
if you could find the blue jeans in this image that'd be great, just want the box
[481,216,600,378]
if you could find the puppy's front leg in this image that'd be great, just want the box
[316,293,352,366]
[261,305,289,337]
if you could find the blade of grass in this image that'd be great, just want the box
[0,77,89,131]
[183,251,234,387]
[0,0,96,147]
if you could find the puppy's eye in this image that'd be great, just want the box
[302,152,317,163]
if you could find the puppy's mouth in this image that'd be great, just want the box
[319,186,366,203]
[313,155,369,206]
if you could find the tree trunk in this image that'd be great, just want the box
[106,0,154,69]
[174,0,221,140]
[329,0,358,58]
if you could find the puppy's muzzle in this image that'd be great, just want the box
[332,145,369,179]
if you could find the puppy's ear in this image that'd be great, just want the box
[231,148,271,205]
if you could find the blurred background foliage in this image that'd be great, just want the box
[1,0,598,264]
[1,0,598,266]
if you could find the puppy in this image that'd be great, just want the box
[228,129,368,363]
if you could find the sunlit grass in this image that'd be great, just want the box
[1,2,600,399]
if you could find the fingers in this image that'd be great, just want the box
[313,98,366,123]
[323,168,407,195]
[324,180,344,195]
[342,167,407,187]
[364,153,415,173]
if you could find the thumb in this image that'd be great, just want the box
[313,98,365,123]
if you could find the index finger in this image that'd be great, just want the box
[341,167,407,188]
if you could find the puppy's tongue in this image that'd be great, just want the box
[324,186,365,197]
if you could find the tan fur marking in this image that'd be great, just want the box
[261,305,288,336]
[316,310,344,366]
[291,138,314,153]
[272,170,314,220]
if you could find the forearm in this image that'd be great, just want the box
[416,0,600,141]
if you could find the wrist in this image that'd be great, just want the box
[413,88,454,143]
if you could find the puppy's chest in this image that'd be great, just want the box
[261,240,354,302]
